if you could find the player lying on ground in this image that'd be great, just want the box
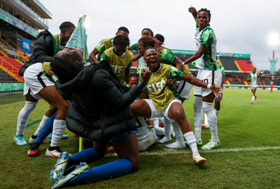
[184,6,222,150]
[89,26,129,62]
[48,47,151,188]
[130,47,222,162]
[14,22,75,146]
[247,67,260,104]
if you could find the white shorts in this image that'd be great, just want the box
[250,85,258,89]
[175,80,193,100]
[144,98,181,123]
[193,69,222,97]
[23,63,54,100]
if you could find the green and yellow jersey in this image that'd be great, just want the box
[101,47,133,85]
[96,38,114,61]
[158,48,193,77]
[146,64,183,110]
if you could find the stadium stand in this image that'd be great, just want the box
[235,59,254,72]
[0,70,17,83]
[219,56,239,71]
[0,55,24,82]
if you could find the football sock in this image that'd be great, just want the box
[252,96,255,101]
[203,102,219,141]
[193,96,203,141]
[159,117,172,143]
[16,101,37,135]
[213,109,220,117]
[165,122,185,148]
[67,148,99,170]
[34,112,56,143]
[204,113,208,125]
[84,159,132,181]
[34,115,50,136]
[183,131,198,154]
[50,119,66,147]
[154,125,165,136]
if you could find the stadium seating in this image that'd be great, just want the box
[0,70,17,83]
[0,55,24,82]
[235,59,254,72]
[219,56,239,71]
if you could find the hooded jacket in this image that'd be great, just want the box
[55,60,143,141]
[19,30,59,76]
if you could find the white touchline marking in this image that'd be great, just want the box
[105,146,280,157]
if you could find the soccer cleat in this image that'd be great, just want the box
[51,162,90,189]
[193,153,206,165]
[50,152,70,181]
[201,139,220,150]
[255,95,257,100]
[251,100,254,104]
[185,139,203,146]
[47,133,69,140]
[28,135,51,144]
[201,124,209,129]
[28,143,40,156]
[13,135,27,145]
[46,147,63,158]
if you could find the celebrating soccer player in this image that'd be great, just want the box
[247,67,260,103]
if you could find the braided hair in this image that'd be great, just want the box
[197,8,211,18]
[50,56,81,82]
[113,35,130,47]
[141,28,154,38]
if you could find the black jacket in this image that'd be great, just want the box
[19,30,57,76]
[55,60,143,141]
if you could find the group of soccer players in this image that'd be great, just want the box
[12,6,227,188]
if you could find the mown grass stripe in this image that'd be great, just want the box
[105,146,280,157]
[26,119,41,128]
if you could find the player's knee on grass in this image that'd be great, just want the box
[127,155,139,172]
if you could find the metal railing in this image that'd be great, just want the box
[0,44,8,57]
[0,57,23,82]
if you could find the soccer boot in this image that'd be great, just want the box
[255,95,257,100]
[28,143,40,156]
[51,162,90,189]
[28,135,51,144]
[13,135,27,145]
[46,146,63,158]
[201,139,220,150]
[251,100,254,104]
[50,152,70,181]
[201,124,210,129]
[193,153,206,165]
[185,139,203,146]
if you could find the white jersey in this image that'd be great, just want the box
[195,25,217,71]
[248,72,259,86]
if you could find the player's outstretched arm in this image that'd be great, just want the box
[184,45,206,64]
[189,6,198,21]
[181,73,222,96]
[89,48,99,63]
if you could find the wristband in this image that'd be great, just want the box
[207,83,211,89]
[137,84,144,90]
[51,75,58,82]
[182,62,185,66]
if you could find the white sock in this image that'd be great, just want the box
[213,109,220,117]
[159,117,172,143]
[50,119,66,147]
[34,115,50,136]
[193,96,203,141]
[154,125,165,136]
[183,131,199,154]
[252,96,255,101]
[16,101,37,136]
[165,122,185,148]
[203,102,219,141]
[204,113,208,125]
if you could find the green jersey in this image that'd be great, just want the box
[195,24,218,71]
[146,64,183,110]
[247,72,259,86]
[96,38,113,60]
[217,64,225,76]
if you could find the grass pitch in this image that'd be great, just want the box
[0,88,280,188]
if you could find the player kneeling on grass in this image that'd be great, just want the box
[48,47,151,188]
[130,47,222,164]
